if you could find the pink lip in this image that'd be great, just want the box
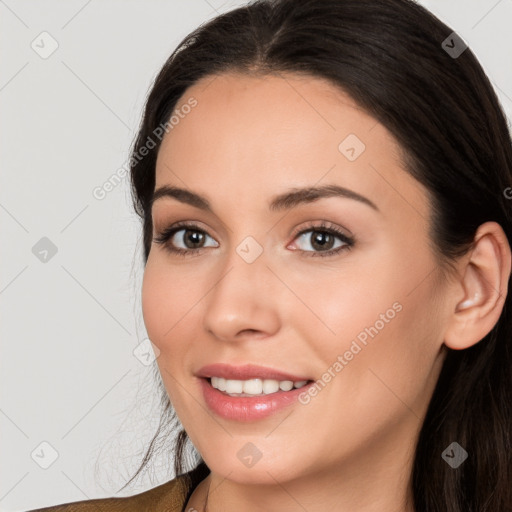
[196,363,311,382]
[196,363,314,422]
[199,378,314,422]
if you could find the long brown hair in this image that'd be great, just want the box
[122,1,512,509]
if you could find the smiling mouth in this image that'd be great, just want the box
[207,377,313,397]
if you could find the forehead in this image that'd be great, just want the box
[154,72,429,221]
[158,72,377,161]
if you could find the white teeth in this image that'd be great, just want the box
[211,376,227,391]
[225,379,243,394]
[210,377,310,396]
[279,380,294,391]
[243,379,263,394]
[217,377,227,391]
[262,379,280,394]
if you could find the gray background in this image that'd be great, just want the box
[1,1,511,510]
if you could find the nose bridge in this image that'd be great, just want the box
[202,235,281,341]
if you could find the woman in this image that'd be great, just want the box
[31,0,512,510]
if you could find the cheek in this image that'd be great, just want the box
[327,276,444,418]
[141,258,200,351]
[141,261,168,345]
[302,244,440,387]
[291,262,399,362]
[293,240,405,340]
[141,261,199,408]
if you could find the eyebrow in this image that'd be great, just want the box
[150,184,379,213]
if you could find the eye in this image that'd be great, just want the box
[152,222,218,257]
[153,220,355,258]
[290,221,354,257]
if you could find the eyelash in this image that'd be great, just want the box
[152,220,355,258]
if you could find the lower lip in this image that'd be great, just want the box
[199,378,312,422]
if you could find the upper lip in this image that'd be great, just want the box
[196,363,312,382]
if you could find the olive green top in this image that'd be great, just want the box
[26,472,194,512]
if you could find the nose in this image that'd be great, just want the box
[202,250,281,343]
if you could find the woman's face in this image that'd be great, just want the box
[142,72,451,485]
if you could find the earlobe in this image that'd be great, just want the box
[443,222,511,351]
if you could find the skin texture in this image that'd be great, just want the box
[141,72,511,512]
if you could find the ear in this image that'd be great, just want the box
[443,221,511,350]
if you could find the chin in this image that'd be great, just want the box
[198,441,310,485]
[210,460,297,485]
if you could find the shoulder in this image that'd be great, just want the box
[26,473,192,512]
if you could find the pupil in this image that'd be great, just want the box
[186,230,203,248]
[312,232,333,251]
